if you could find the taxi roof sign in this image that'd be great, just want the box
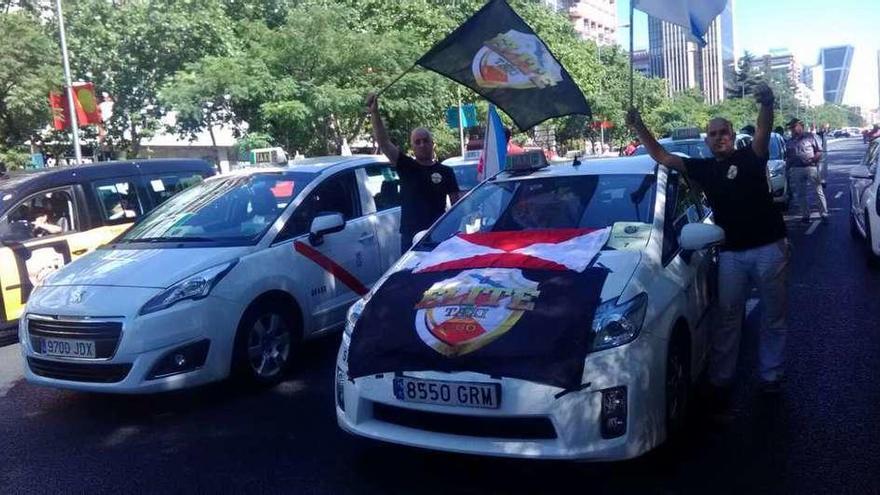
[671,127,701,140]
[506,149,548,173]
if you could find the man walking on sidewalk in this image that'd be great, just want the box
[626,83,789,412]
[786,118,828,223]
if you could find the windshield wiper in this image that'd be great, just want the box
[126,236,214,243]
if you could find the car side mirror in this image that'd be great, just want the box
[679,223,725,251]
[412,229,429,246]
[309,213,345,246]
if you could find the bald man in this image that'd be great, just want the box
[367,93,461,253]
[627,83,789,412]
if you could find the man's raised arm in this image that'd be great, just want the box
[366,92,400,165]
[626,109,685,173]
[752,83,775,159]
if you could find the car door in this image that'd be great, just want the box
[660,172,713,365]
[0,186,88,324]
[851,142,879,232]
[273,170,381,333]
[359,164,402,271]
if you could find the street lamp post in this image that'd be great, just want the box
[54,0,81,165]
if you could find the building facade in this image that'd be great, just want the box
[819,45,854,104]
[567,0,618,46]
[647,0,735,104]
[632,49,650,76]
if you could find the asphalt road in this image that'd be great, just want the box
[1,138,878,494]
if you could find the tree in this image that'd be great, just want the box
[58,0,237,157]
[727,51,763,99]
[0,12,59,168]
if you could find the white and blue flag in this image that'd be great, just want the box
[477,104,507,182]
[633,0,728,47]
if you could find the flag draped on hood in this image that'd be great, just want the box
[632,0,729,47]
[416,0,590,130]
[347,229,610,390]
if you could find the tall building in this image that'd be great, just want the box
[632,49,651,76]
[819,45,854,104]
[567,0,618,46]
[763,49,802,87]
[647,1,735,104]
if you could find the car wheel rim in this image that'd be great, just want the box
[666,347,686,423]
[247,313,291,378]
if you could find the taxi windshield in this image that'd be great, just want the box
[119,172,314,244]
[418,174,656,249]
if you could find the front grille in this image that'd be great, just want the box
[28,318,122,359]
[372,402,557,440]
[27,357,131,383]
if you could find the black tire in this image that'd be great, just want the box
[232,299,300,386]
[665,330,691,440]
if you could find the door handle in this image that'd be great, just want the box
[72,248,88,256]
[358,232,375,243]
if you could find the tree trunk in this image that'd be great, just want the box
[129,117,141,158]
[207,117,221,172]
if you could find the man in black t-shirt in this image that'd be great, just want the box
[627,83,790,408]
[367,93,461,253]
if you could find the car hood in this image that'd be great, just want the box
[42,246,251,289]
[385,248,643,302]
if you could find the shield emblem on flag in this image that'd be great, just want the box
[414,268,540,357]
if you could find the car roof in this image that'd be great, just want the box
[0,158,215,201]
[495,155,657,181]
[213,155,390,179]
[441,156,479,167]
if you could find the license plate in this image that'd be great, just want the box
[40,338,96,358]
[393,376,501,409]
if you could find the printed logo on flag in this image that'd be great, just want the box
[472,30,563,90]
[414,269,540,357]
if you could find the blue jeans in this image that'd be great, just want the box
[711,239,790,386]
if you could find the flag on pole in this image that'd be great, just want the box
[477,104,507,181]
[415,0,590,130]
[632,0,729,47]
[48,82,103,130]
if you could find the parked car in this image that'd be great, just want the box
[849,140,880,263]
[0,159,214,330]
[20,156,404,393]
[441,150,481,192]
[337,152,722,461]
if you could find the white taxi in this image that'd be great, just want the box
[20,156,406,393]
[850,139,880,263]
[336,153,724,461]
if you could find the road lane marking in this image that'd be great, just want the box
[805,220,821,235]
[835,191,843,199]
[0,343,24,397]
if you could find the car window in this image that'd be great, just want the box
[419,174,656,249]
[0,188,77,242]
[866,142,879,175]
[144,173,205,206]
[278,171,359,241]
[363,165,400,212]
[120,172,315,244]
[663,173,701,262]
[451,164,479,190]
[93,180,144,224]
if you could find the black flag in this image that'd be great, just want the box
[416,0,591,130]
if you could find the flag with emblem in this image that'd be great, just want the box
[347,229,610,390]
[415,0,590,131]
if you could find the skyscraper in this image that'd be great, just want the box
[819,45,854,104]
[647,0,735,104]
[567,0,618,46]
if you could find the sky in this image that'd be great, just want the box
[615,0,880,110]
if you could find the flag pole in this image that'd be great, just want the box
[457,88,466,156]
[376,63,417,98]
[629,1,635,108]
[55,0,82,165]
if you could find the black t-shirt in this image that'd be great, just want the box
[395,154,459,235]
[683,146,786,251]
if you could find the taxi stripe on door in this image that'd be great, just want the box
[293,241,369,296]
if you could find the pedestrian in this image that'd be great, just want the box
[366,92,461,254]
[505,127,525,155]
[623,138,641,156]
[626,82,790,414]
[740,124,756,136]
[785,118,828,223]
[774,125,786,137]
[816,124,830,187]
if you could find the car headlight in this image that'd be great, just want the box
[590,293,648,351]
[345,297,367,337]
[138,261,238,315]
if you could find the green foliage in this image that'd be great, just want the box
[0,12,59,149]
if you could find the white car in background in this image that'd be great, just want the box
[20,156,406,393]
[337,153,724,461]
[441,150,482,192]
[850,140,880,263]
